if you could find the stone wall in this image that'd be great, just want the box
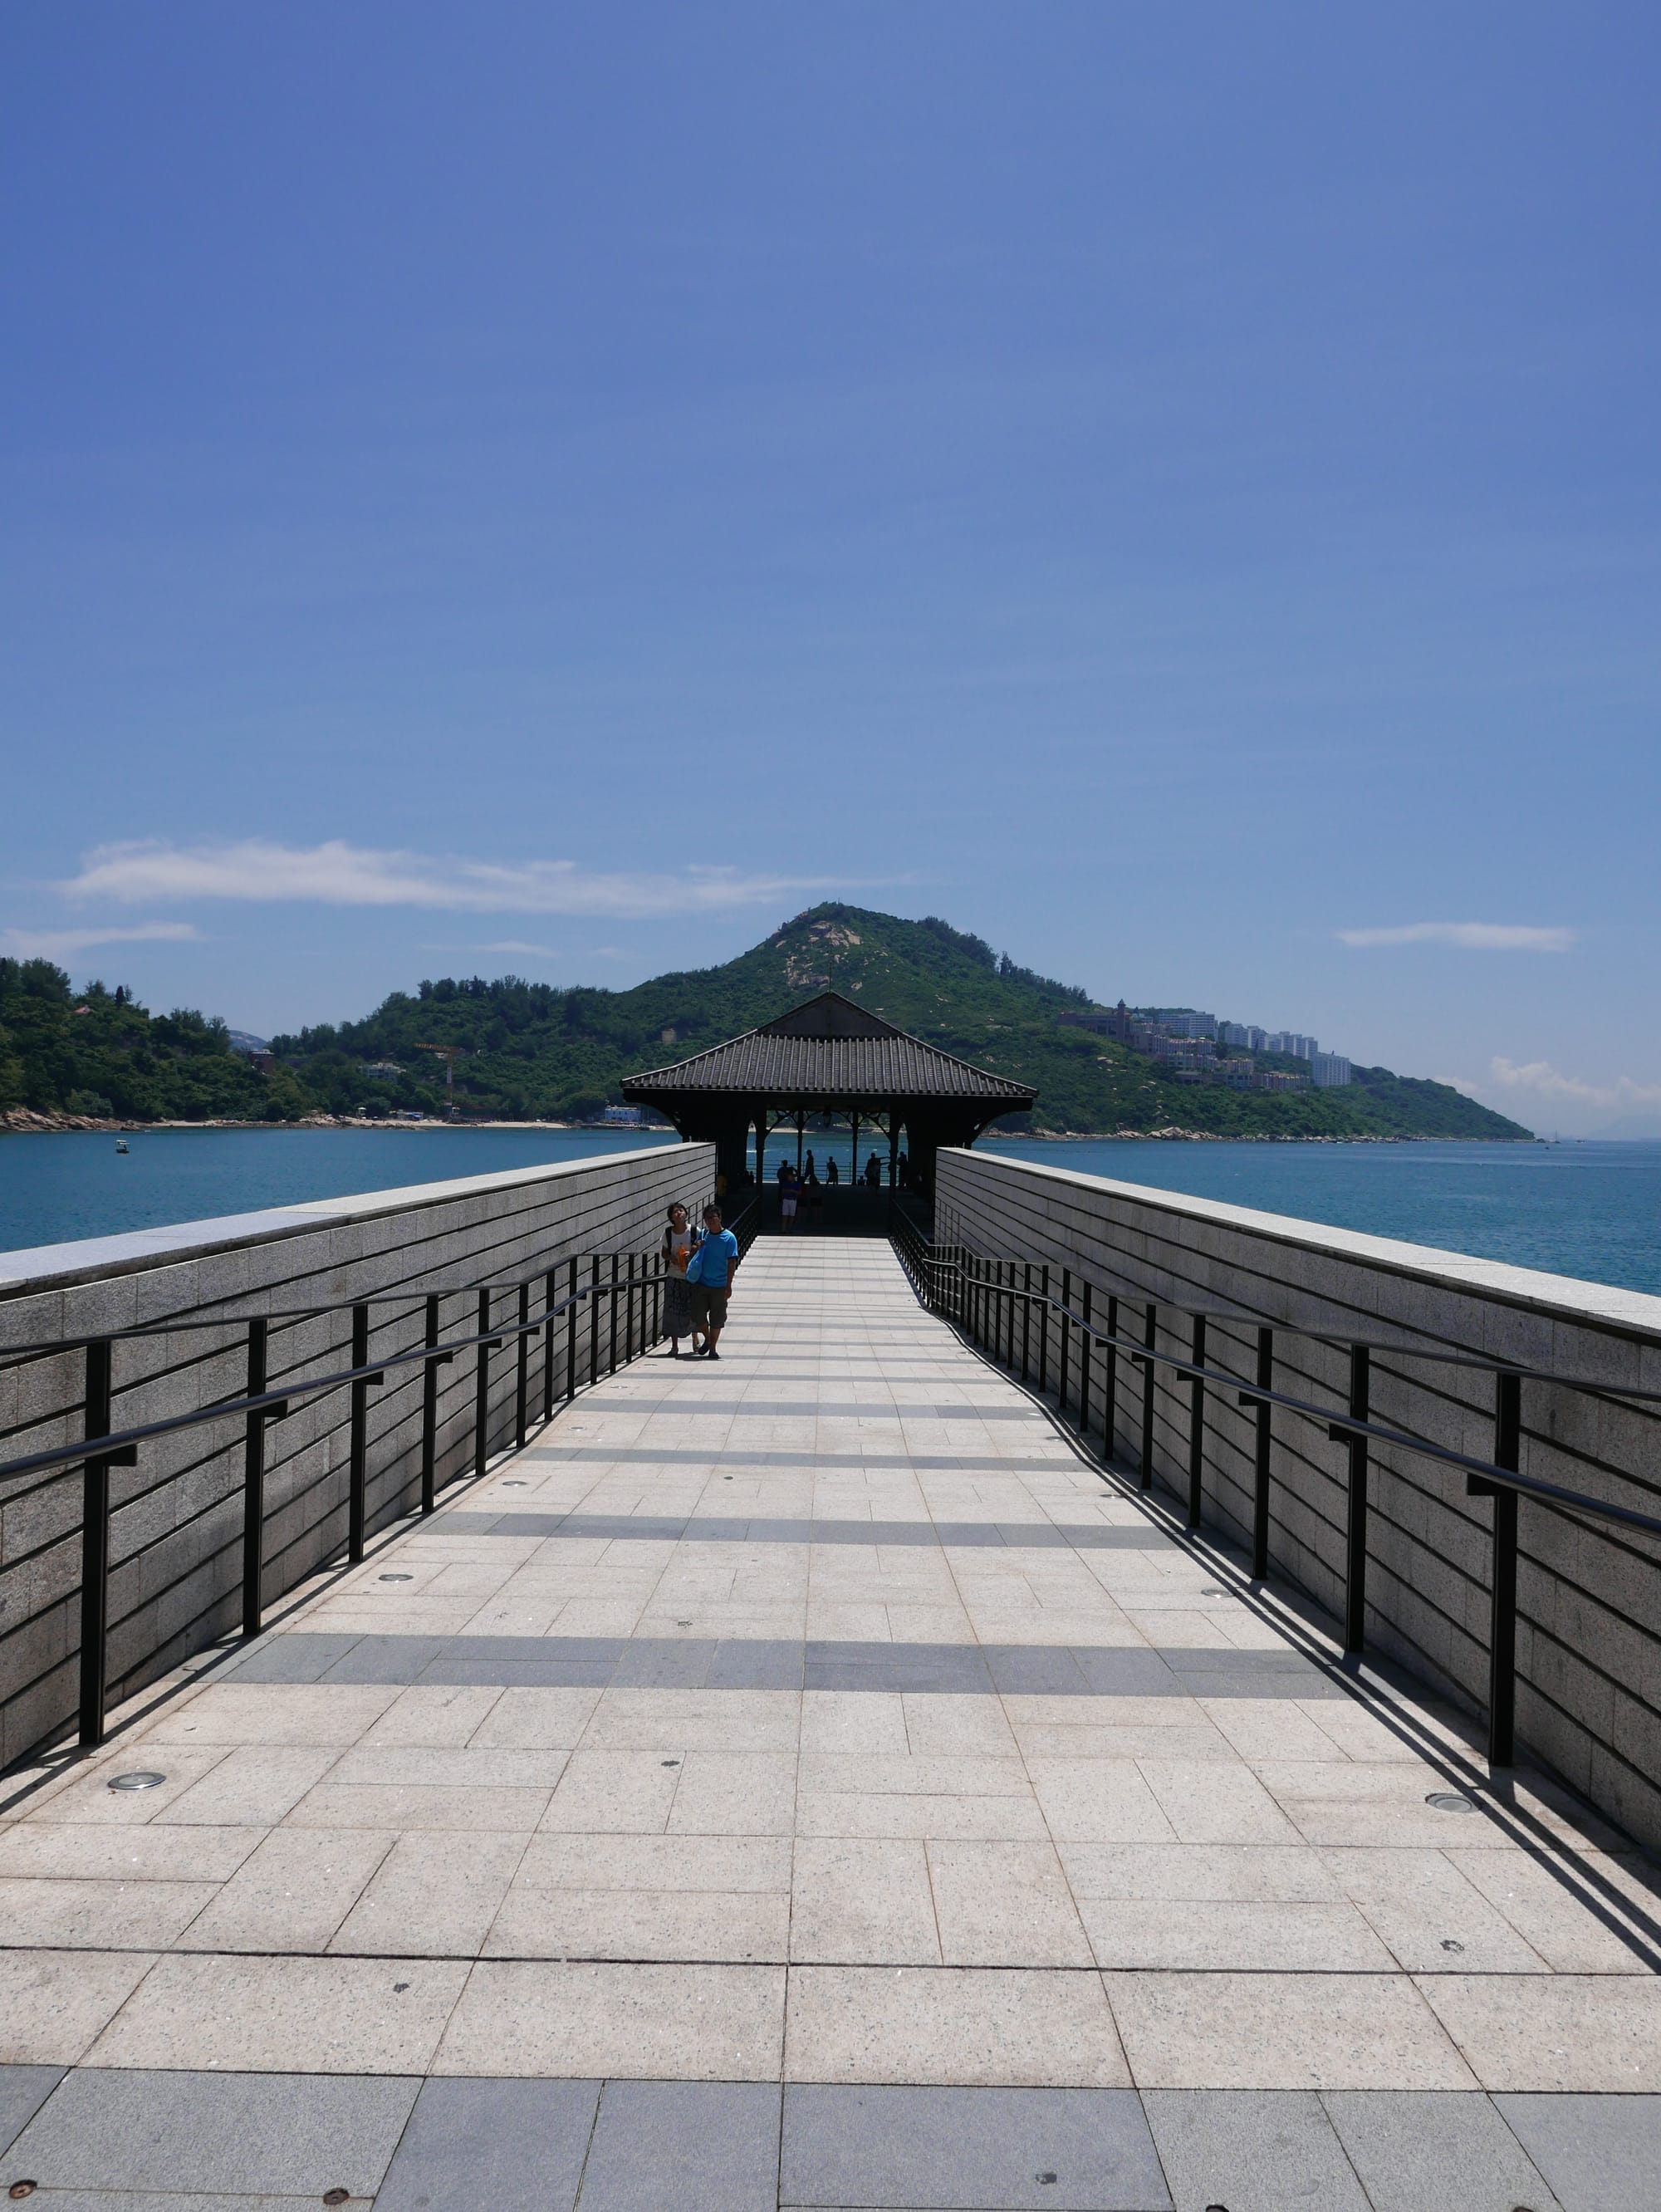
[0,1142,713,1770]
[935,1146,1661,1851]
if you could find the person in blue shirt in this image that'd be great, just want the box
[688,1203,740,1359]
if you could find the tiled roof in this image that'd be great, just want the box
[622,991,1036,1103]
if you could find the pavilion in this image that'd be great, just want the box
[620,988,1037,1205]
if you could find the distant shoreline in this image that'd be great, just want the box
[1,1111,1536,1145]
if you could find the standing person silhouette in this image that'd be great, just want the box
[687,1204,740,1359]
[659,1202,699,1358]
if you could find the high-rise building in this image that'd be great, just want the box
[1310,1052,1352,1088]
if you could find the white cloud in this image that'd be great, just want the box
[1337,922,1575,952]
[63,839,873,920]
[479,940,561,959]
[1482,1057,1661,1111]
[0,920,200,962]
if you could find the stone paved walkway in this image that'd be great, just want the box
[2,1240,1660,2208]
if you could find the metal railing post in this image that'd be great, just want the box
[1187,1314,1207,1529]
[421,1293,442,1512]
[515,1283,531,1449]
[1251,1327,1272,1579]
[628,1253,638,1361]
[1139,1303,1157,1491]
[1059,1268,1071,1416]
[348,1303,370,1562]
[1037,1267,1051,1393]
[542,1270,557,1424]
[1022,1263,1033,1383]
[1487,1371,1521,1766]
[566,1257,579,1400]
[79,1338,119,1748]
[243,1318,268,1636]
[589,1258,600,1389]
[1102,1294,1118,1459]
[1079,1283,1092,1437]
[474,1288,492,1478]
[609,1255,620,1375]
[1342,1345,1371,1654]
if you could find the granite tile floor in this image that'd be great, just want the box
[2,1240,1659,2207]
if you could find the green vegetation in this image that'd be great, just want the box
[271,905,1531,1139]
[0,959,310,1122]
[0,910,1530,1137]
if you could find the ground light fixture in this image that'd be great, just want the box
[1425,1791,1477,1812]
[107,1771,165,1790]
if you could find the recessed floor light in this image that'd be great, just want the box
[379,1572,413,1583]
[107,1772,166,1792]
[1426,1791,1476,1813]
[502,1479,528,1488]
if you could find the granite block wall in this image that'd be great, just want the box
[0,1142,713,1770]
[935,1146,1661,1852]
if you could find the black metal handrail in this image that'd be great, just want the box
[889,1210,1661,1768]
[1,1196,758,1757]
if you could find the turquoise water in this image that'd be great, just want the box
[2,1127,1659,1297]
[0,1128,679,1253]
[982,1137,1661,1296]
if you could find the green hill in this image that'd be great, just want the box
[0,959,311,1123]
[271,905,1531,1140]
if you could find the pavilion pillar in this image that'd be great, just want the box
[888,1111,900,1191]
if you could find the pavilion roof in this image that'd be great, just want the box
[620,991,1037,1104]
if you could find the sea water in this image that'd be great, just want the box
[1,1127,1658,1298]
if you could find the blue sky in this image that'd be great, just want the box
[3,4,1658,1131]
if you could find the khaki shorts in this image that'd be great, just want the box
[689,1283,729,1330]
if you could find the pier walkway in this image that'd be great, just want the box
[2,1241,1659,2208]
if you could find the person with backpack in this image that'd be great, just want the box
[686,1203,740,1358]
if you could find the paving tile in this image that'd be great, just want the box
[0,1953,156,2066]
[487,1884,790,1961]
[789,1838,941,1964]
[144,1683,398,1746]
[1322,2089,1563,2211]
[1496,2092,1661,2212]
[362,1686,507,1744]
[375,2077,600,2212]
[1445,1847,1661,1973]
[540,1751,684,1834]
[784,1966,1129,2087]
[782,2082,1169,2210]
[1418,1973,1661,2090]
[0,2066,65,2159]
[927,1840,1094,1967]
[176,1827,391,1952]
[331,1830,530,1955]
[2,2067,419,2196]
[470,1686,606,1747]
[801,1692,909,1756]
[0,1825,259,1883]
[1026,1761,1177,1845]
[0,1876,218,1950]
[1058,1843,1338,1904]
[519,1832,791,1893]
[1081,1898,1394,1972]
[80,1954,468,2073]
[669,1752,798,1836]
[1140,2088,1369,2212]
[1320,1847,1552,1974]
[288,1782,554,1831]
[434,1961,786,2078]
[577,2079,781,2211]
[1134,1758,1299,1845]
[1105,1971,1477,2090]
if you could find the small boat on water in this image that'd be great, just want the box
[115,1138,129,1154]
